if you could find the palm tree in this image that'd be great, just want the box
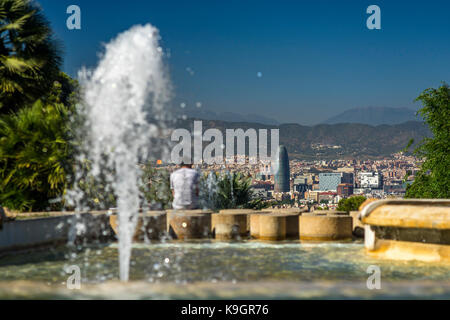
[0,0,62,114]
[0,95,72,211]
[215,172,254,209]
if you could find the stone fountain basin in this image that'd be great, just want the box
[109,211,166,241]
[3,201,449,265]
[0,211,113,255]
[360,199,450,263]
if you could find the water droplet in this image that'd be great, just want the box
[186,67,194,75]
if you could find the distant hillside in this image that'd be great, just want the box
[323,107,419,126]
[174,119,431,160]
[176,106,279,125]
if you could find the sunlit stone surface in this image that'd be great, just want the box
[166,210,212,240]
[211,213,247,240]
[258,214,286,241]
[299,214,353,241]
[361,199,450,263]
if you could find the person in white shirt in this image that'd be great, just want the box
[170,162,200,210]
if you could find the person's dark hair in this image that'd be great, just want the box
[180,156,192,168]
[180,161,192,168]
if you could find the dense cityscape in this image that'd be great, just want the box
[159,146,420,210]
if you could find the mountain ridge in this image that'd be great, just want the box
[175,105,280,125]
[174,118,430,160]
[323,106,419,126]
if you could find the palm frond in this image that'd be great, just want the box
[0,0,62,114]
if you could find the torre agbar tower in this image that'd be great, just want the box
[274,145,290,193]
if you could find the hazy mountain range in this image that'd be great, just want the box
[178,106,419,126]
[175,118,430,160]
[322,106,418,125]
[177,106,279,125]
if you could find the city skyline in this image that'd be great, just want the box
[38,0,450,124]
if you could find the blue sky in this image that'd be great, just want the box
[38,0,450,124]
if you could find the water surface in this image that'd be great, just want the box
[0,241,449,299]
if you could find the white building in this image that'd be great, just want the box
[358,172,383,189]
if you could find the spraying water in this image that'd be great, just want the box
[68,24,171,281]
[199,171,219,210]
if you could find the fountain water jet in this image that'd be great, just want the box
[68,24,171,281]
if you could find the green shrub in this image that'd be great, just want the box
[140,163,172,209]
[337,196,366,212]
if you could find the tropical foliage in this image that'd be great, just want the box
[405,83,450,199]
[0,0,74,212]
[0,77,76,211]
[63,163,173,211]
[0,0,62,114]
[141,164,172,209]
[209,172,262,210]
[71,167,117,211]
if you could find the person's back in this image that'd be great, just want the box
[170,166,200,210]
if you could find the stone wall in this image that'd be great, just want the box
[0,212,114,255]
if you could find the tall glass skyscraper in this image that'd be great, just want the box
[274,145,290,193]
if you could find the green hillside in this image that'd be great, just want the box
[174,119,430,160]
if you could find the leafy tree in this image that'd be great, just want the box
[67,159,118,211]
[337,196,366,212]
[63,162,171,211]
[405,83,450,199]
[0,0,62,114]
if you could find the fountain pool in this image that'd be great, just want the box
[0,241,449,299]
